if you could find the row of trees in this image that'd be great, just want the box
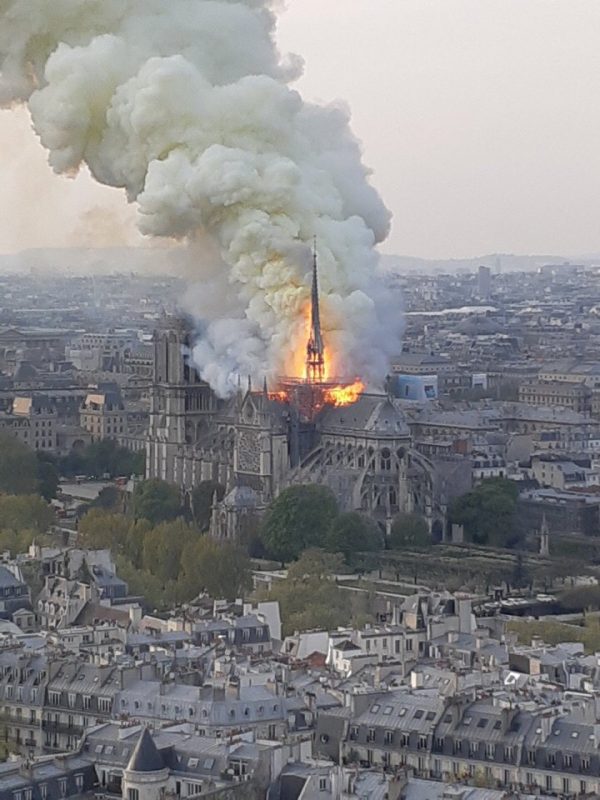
[78,510,251,609]
[0,434,145,502]
[255,549,372,636]
[58,439,145,480]
[259,484,431,564]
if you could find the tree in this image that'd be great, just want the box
[78,510,131,552]
[84,439,145,478]
[0,493,54,557]
[131,479,183,525]
[0,494,54,534]
[59,439,145,479]
[258,549,370,636]
[260,485,339,563]
[191,480,225,531]
[142,520,197,583]
[36,453,60,501]
[123,519,152,569]
[191,539,252,601]
[389,512,431,550]
[116,556,167,612]
[0,433,38,495]
[326,512,383,563]
[287,549,347,580]
[450,478,520,548]
[90,485,123,512]
[560,585,600,613]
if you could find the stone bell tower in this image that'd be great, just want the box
[147,315,218,487]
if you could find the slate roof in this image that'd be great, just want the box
[0,566,25,589]
[318,394,410,436]
[127,727,165,772]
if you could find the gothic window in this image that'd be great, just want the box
[380,448,392,471]
[238,430,261,473]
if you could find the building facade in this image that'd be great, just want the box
[146,319,451,533]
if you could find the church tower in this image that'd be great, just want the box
[147,316,218,487]
[306,242,325,384]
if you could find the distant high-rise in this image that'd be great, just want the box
[477,265,492,300]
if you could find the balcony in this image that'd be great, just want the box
[0,713,39,729]
[42,720,84,736]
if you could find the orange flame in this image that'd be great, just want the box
[270,301,364,409]
[268,391,289,403]
[324,380,365,406]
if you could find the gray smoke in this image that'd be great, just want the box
[0,0,401,395]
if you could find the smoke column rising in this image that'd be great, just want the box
[0,0,401,395]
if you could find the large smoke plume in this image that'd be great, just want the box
[0,0,401,395]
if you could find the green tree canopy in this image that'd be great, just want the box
[59,439,145,479]
[35,453,60,501]
[0,433,38,495]
[79,509,131,552]
[258,548,370,636]
[131,479,183,525]
[180,538,252,602]
[142,519,196,582]
[191,480,225,531]
[90,485,123,512]
[450,478,520,548]
[0,494,54,535]
[389,512,431,550]
[560,584,600,613]
[326,512,383,562]
[77,509,250,608]
[260,485,339,563]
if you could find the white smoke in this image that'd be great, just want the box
[0,0,401,395]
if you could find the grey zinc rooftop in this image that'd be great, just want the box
[127,727,165,772]
[356,689,446,733]
[116,679,288,726]
[0,565,25,588]
[318,394,410,436]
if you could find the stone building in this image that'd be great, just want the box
[0,394,57,452]
[518,381,592,414]
[146,318,454,535]
[80,383,128,443]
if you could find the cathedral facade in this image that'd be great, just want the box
[146,318,447,539]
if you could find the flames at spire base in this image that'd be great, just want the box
[265,245,365,419]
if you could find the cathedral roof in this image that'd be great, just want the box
[126,727,164,773]
[317,393,410,436]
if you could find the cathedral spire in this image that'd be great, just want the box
[306,238,325,384]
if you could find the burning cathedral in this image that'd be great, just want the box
[147,253,441,539]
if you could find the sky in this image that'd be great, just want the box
[1,0,600,259]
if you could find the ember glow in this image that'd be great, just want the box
[266,250,366,413]
[324,381,365,407]
[267,390,290,403]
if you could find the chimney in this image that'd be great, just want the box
[226,675,241,701]
[411,670,423,689]
[129,605,142,626]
